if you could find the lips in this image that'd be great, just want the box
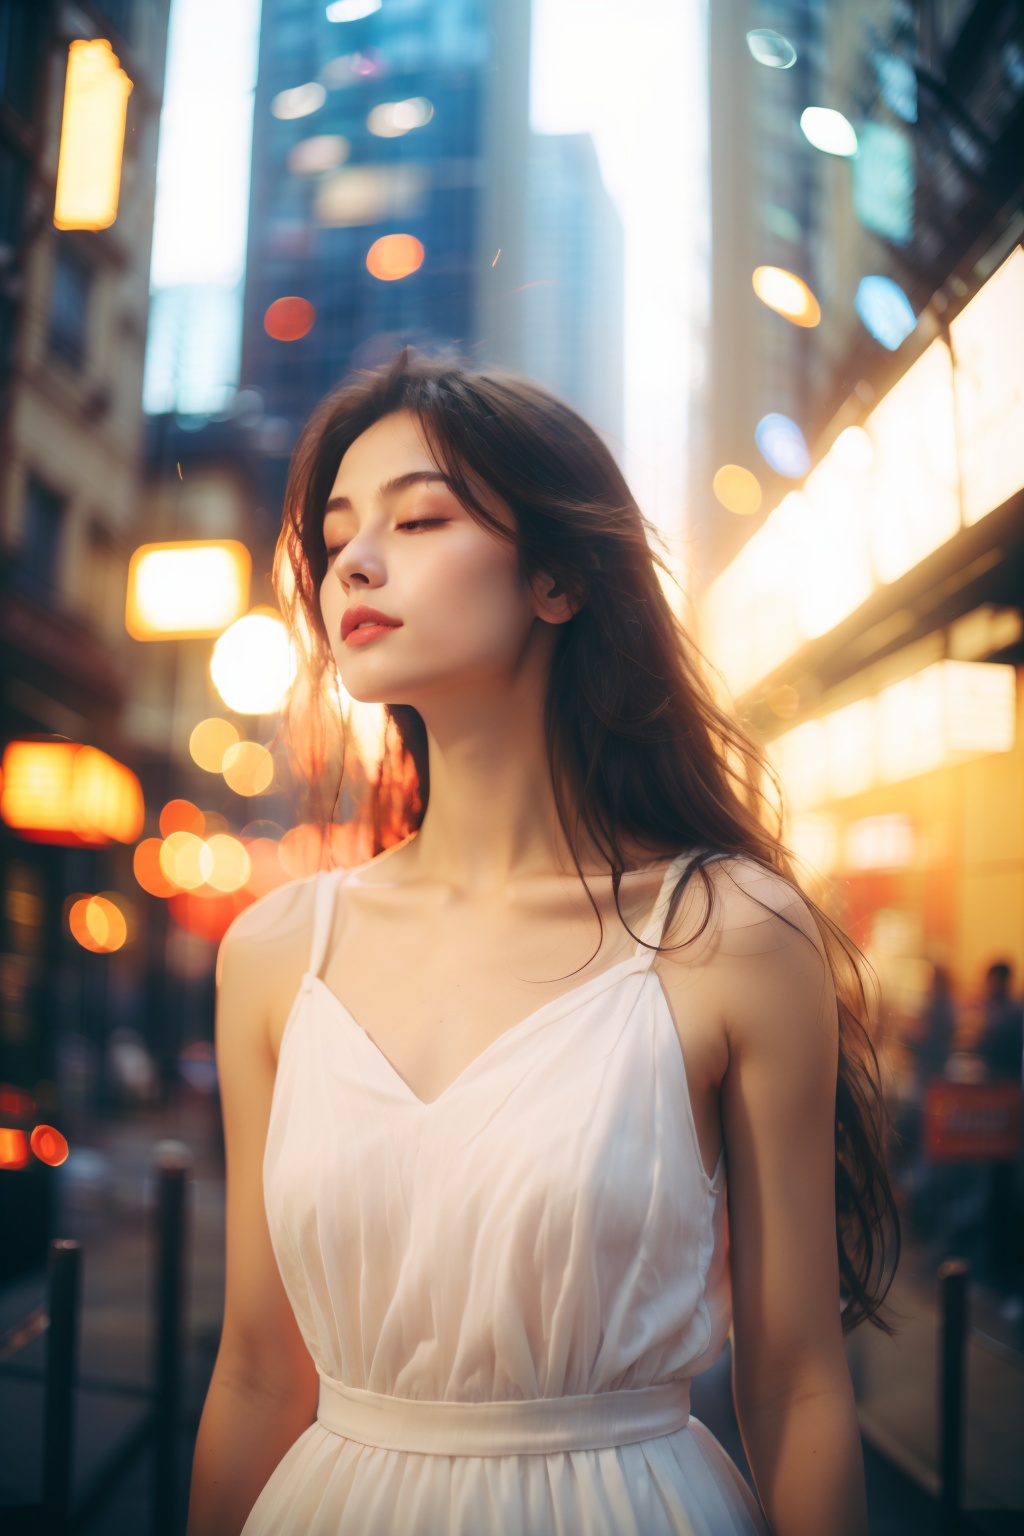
[341,604,403,643]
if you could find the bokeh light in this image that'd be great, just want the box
[326,0,381,18]
[712,464,763,516]
[211,612,297,714]
[287,135,349,175]
[367,97,433,137]
[190,718,240,773]
[271,82,326,120]
[745,29,796,68]
[263,296,316,341]
[205,834,252,893]
[160,831,213,890]
[30,1125,69,1167]
[0,1128,30,1170]
[160,799,205,837]
[752,266,821,327]
[168,889,248,944]
[366,233,424,281]
[134,837,177,898]
[53,40,133,231]
[0,741,144,846]
[68,894,129,953]
[799,107,858,157]
[222,742,275,797]
[855,275,917,351]
[125,541,251,640]
[754,413,811,478]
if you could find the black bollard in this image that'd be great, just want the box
[937,1257,970,1536]
[43,1239,81,1536]
[152,1145,191,1536]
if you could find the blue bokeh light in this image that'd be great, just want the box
[754,414,810,478]
[854,275,917,351]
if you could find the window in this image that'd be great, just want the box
[19,476,66,596]
[49,242,91,369]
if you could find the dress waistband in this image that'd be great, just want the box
[316,1376,691,1455]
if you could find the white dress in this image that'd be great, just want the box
[243,853,765,1535]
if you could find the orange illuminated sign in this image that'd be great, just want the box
[0,740,144,846]
[54,40,133,231]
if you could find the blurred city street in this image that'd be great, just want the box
[2,0,1024,1531]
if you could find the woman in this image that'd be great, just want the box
[187,353,896,1536]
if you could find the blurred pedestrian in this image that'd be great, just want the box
[913,965,957,1091]
[977,961,1023,1083]
[976,961,1023,1307]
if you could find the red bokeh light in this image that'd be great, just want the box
[264,296,315,341]
[0,1084,36,1119]
[30,1125,69,1167]
[168,887,252,944]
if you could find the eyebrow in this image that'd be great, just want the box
[323,469,451,515]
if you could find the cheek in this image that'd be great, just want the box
[415,534,527,643]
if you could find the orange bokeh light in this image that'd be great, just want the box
[30,1125,69,1167]
[133,837,177,897]
[0,1127,30,1170]
[0,740,144,846]
[160,799,205,837]
[264,296,315,340]
[365,233,424,282]
[68,894,128,953]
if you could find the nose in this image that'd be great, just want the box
[335,535,385,590]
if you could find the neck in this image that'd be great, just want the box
[407,668,572,892]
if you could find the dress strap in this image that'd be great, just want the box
[306,869,342,982]
[634,849,730,957]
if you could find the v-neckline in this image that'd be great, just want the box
[310,953,652,1109]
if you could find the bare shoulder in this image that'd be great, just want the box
[216,874,321,1058]
[661,854,836,1054]
[661,853,825,958]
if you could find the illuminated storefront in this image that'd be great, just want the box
[700,248,1024,1012]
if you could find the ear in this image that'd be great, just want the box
[529,570,580,626]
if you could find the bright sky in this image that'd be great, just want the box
[530,0,706,563]
[149,0,705,556]
[149,0,262,288]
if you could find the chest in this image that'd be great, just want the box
[317,883,658,1106]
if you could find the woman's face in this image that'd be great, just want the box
[319,411,565,706]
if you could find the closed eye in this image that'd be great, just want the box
[398,517,448,532]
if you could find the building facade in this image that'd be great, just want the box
[697,0,1024,991]
[239,0,531,493]
[0,0,170,1277]
[522,131,625,451]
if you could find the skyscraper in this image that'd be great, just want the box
[240,0,531,473]
[523,132,624,450]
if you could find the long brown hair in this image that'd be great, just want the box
[275,349,899,1331]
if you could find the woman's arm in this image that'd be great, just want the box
[187,889,320,1536]
[711,864,868,1536]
